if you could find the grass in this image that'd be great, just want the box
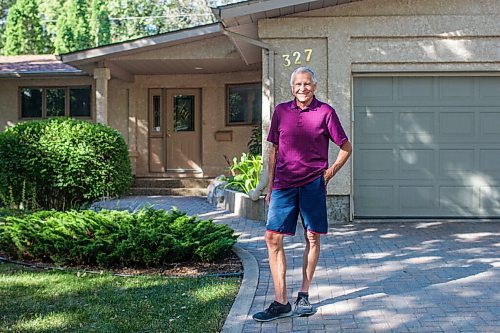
[0,262,240,333]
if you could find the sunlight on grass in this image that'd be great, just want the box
[12,312,73,331]
[0,263,240,333]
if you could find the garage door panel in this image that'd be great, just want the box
[399,112,435,135]
[480,149,500,172]
[439,186,475,210]
[356,185,395,210]
[400,149,434,175]
[479,186,500,209]
[400,186,434,209]
[480,112,500,137]
[439,149,475,173]
[479,77,500,101]
[398,77,434,100]
[354,77,394,104]
[357,149,394,175]
[354,76,500,218]
[439,112,475,136]
[439,77,475,102]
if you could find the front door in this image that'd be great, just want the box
[165,89,201,173]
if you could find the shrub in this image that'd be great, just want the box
[226,153,262,194]
[0,118,132,210]
[247,125,262,156]
[0,208,238,267]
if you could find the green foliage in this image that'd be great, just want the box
[0,118,132,210]
[0,207,238,266]
[225,153,262,194]
[3,0,48,55]
[247,125,262,156]
[90,0,111,47]
[54,0,92,53]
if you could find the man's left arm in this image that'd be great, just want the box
[324,140,352,185]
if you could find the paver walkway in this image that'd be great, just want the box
[96,196,500,333]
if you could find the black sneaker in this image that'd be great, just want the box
[293,292,315,317]
[252,301,293,322]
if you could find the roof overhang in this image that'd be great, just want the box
[59,23,224,65]
[212,0,360,27]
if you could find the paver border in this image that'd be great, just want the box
[221,245,259,333]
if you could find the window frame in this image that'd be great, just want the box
[225,82,262,126]
[18,86,93,120]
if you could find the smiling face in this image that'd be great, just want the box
[292,72,317,108]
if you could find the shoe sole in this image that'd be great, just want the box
[252,311,294,322]
[293,308,316,317]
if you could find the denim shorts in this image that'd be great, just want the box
[266,176,327,235]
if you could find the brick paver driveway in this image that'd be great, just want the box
[96,196,500,333]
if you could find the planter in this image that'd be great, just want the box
[223,189,267,221]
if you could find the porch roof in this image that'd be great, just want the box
[58,23,261,81]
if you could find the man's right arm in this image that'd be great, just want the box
[266,144,278,206]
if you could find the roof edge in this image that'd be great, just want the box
[212,0,319,21]
[60,23,223,64]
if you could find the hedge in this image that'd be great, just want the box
[0,208,238,267]
[0,118,132,210]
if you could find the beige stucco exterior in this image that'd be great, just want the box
[259,0,500,200]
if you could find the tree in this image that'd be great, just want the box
[3,0,47,55]
[0,0,16,54]
[90,0,110,47]
[54,0,92,54]
[36,0,65,53]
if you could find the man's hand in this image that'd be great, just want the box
[265,191,272,206]
[324,167,336,185]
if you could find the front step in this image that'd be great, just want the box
[129,177,212,196]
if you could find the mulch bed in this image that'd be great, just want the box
[0,251,243,278]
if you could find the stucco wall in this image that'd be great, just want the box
[0,76,94,131]
[259,0,500,199]
[122,70,261,178]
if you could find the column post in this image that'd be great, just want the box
[93,67,111,124]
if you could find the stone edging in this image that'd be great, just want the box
[220,245,259,333]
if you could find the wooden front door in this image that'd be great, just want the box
[165,89,201,172]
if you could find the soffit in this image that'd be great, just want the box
[213,0,362,28]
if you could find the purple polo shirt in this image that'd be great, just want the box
[267,96,348,190]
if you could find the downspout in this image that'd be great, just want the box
[221,28,275,201]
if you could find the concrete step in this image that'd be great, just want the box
[133,177,212,189]
[129,187,208,196]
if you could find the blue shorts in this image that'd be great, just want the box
[266,176,327,235]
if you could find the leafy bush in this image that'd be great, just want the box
[247,125,262,156]
[0,208,238,267]
[226,153,262,194]
[0,118,132,210]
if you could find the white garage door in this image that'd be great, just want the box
[353,76,500,218]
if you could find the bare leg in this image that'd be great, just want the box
[300,230,321,292]
[265,231,288,304]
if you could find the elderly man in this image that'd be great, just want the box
[253,67,352,322]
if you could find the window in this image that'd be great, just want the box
[173,95,195,132]
[20,86,91,119]
[227,83,262,125]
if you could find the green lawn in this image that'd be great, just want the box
[0,262,240,333]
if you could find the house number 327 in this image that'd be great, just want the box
[282,49,313,68]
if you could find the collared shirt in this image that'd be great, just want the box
[267,96,348,190]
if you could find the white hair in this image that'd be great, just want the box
[290,67,318,92]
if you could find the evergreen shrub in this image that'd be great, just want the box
[0,118,132,210]
[0,208,238,267]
